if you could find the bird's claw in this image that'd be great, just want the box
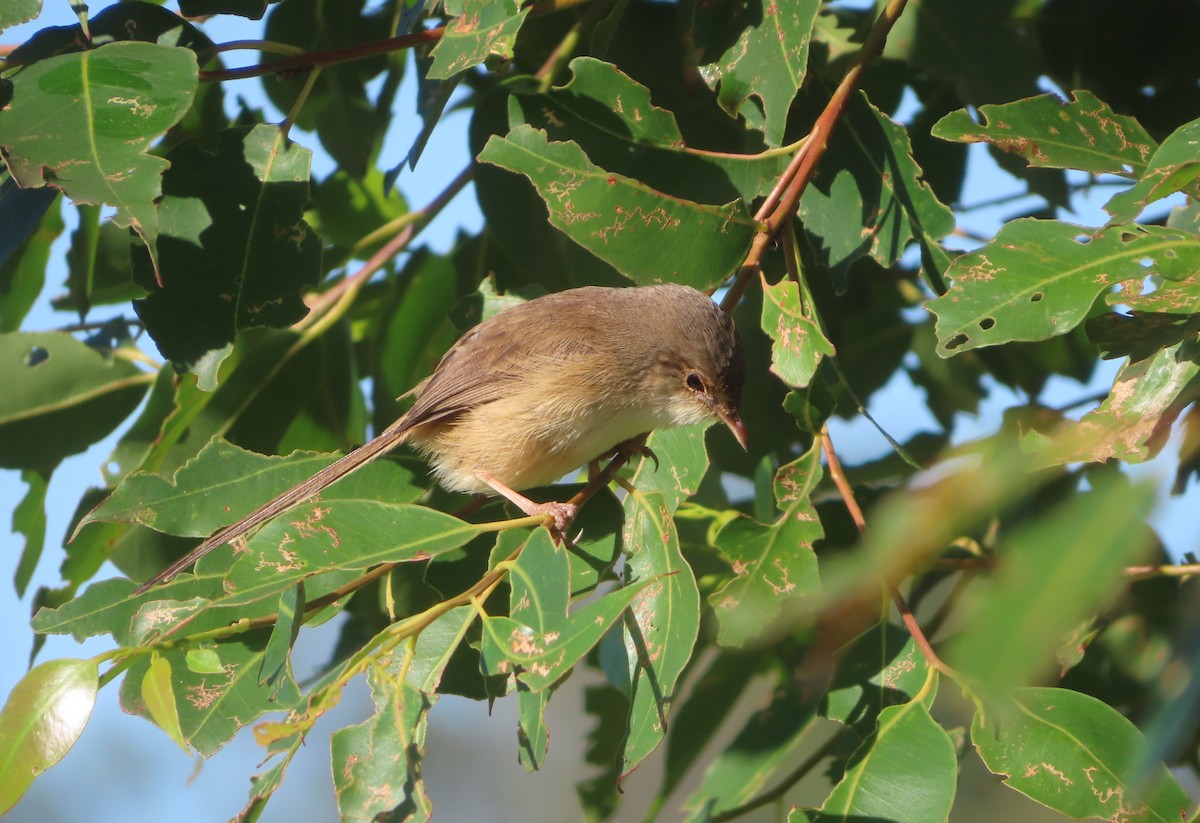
[611,437,659,472]
[527,500,579,544]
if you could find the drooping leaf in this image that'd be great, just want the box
[0,42,199,281]
[331,674,434,823]
[928,220,1200,356]
[614,424,708,774]
[932,90,1157,176]
[1036,339,1200,465]
[508,529,569,771]
[477,124,756,291]
[0,658,98,816]
[259,583,304,687]
[0,188,60,331]
[693,0,822,146]
[142,654,190,753]
[12,468,49,596]
[799,92,955,291]
[973,687,1190,823]
[708,445,823,647]
[0,332,151,471]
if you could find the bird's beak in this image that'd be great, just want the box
[718,407,748,451]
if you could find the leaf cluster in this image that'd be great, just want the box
[2,1,1200,821]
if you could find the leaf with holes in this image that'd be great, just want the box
[1105,117,1200,224]
[1038,339,1200,465]
[693,0,821,146]
[509,57,789,203]
[331,674,434,822]
[80,436,425,539]
[928,220,1200,356]
[0,332,151,471]
[477,125,756,291]
[427,0,528,80]
[932,90,1157,176]
[760,275,834,388]
[0,42,198,282]
[708,445,822,647]
[973,688,1190,823]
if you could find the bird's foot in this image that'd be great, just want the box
[608,436,659,471]
[524,500,579,543]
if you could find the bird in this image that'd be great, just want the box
[134,283,747,593]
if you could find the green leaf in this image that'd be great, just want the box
[973,687,1190,822]
[427,0,529,80]
[331,675,433,823]
[887,0,1044,105]
[81,436,425,538]
[259,583,304,687]
[0,42,199,281]
[0,0,40,31]
[119,629,301,756]
[12,469,48,596]
[185,648,224,674]
[682,674,815,817]
[261,0,394,177]
[131,125,321,378]
[613,425,708,774]
[59,215,140,316]
[928,220,1200,356]
[1040,338,1200,464]
[142,654,190,753]
[931,90,1157,176]
[694,0,822,146]
[477,124,756,291]
[214,501,480,607]
[708,446,823,647]
[821,623,930,735]
[400,605,476,693]
[480,577,653,693]
[508,529,570,770]
[0,193,61,332]
[655,650,764,807]
[949,478,1156,700]
[0,658,98,816]
[509,57,789,202]
[799,92,955,290]
[817,699,956,822]
[1105,117,1200,224]
[760,275,835,388]
[0,332,151,471]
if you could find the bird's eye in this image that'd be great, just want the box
[685,371,704,392]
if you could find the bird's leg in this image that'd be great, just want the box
[605,436,659,472]
[476,473,578,542]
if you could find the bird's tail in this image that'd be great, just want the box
[134,417,413,594]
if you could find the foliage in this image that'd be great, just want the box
[3,0,1200,820]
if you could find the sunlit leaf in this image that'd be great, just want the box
[0,658,98,815]
[973,688,1189,822]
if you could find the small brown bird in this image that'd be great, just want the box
[135,283,746,592]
